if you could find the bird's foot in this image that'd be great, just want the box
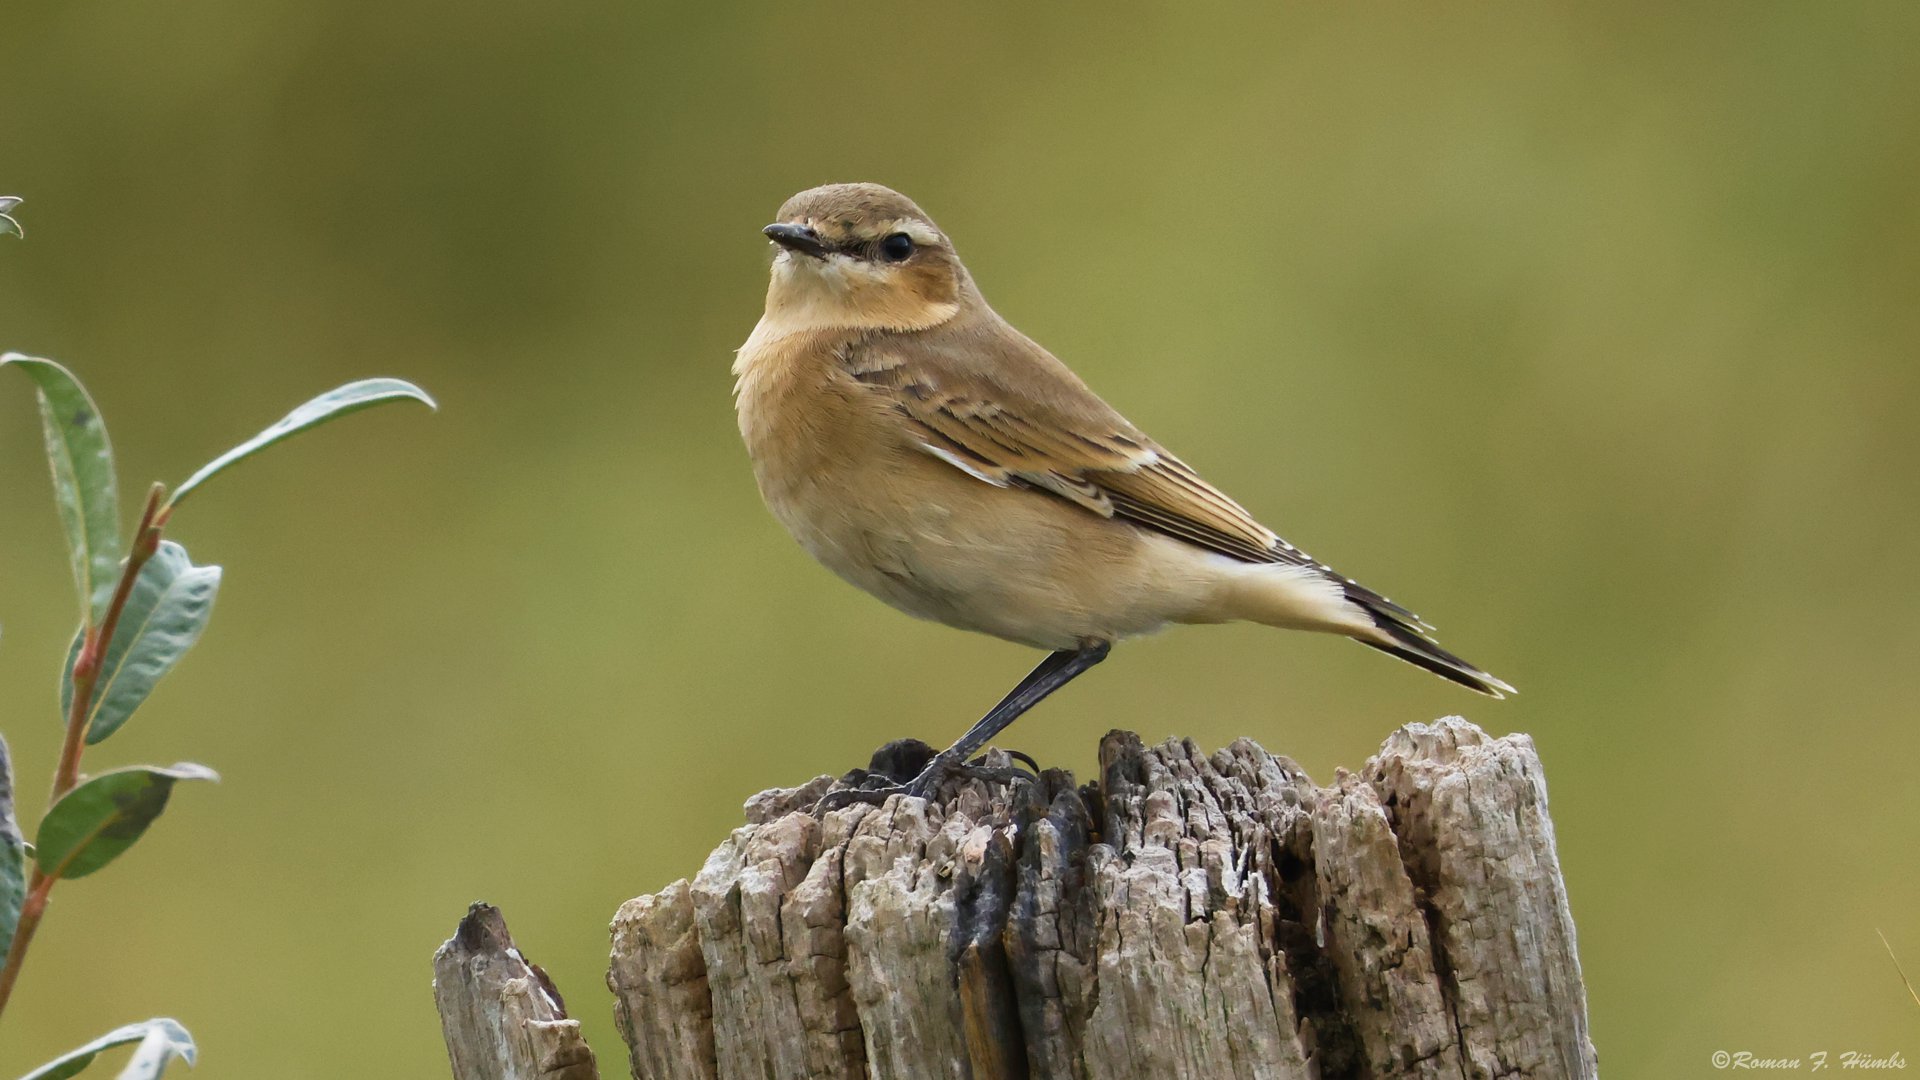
[815,741,1040,812]
[814,766,939,812]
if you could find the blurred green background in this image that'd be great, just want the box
[3,1,1917,1075]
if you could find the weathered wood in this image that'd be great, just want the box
[1362,723,1596,1078]
[435,902,601,1080]
[438,718,1597,1080]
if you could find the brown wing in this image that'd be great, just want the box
[841,324,1291,560]
[839,319,1432,631]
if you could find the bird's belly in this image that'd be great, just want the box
[765,450,1213,650]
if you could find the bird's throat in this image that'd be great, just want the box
[759,256,960,337]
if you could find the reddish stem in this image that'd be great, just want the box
[0,871,56,1015]
[50,485,163,802]
[0,482,169,1023]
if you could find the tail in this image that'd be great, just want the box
[1194,546,1515,697]
[1345,582,1516,699]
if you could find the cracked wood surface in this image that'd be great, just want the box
[441,718,1596,1080]
[435,902,601,1080]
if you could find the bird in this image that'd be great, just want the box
[734,182,1512,802]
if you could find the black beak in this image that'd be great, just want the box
[763,222,830,259]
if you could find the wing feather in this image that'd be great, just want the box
[842,331,1300,560]
[841,326,1445,639]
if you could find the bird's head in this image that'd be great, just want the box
[759,183,968,334]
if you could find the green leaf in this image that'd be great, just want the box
[0,196,21,238]
[168,377,435,510]
[111,1025,197,1080]
[60,542,222,745]
[35,764,217,881]
[0,732,23,975]
[18,1019,195,1080]
[1,354,123,624]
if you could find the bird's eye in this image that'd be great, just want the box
[880,232,915,262]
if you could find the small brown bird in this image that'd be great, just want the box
[735,183,1512,799]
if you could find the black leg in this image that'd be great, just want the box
[820,640,1111,810]
[929,640,1111,770]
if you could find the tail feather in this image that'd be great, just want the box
[1194,538,1516,698]
[1348,587,1515,698]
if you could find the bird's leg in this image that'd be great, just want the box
[820,640,1111,810]
[930,642,1110,773]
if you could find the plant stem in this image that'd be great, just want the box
[0,871,55,1016]
[50,484,164,803]
[0,482,168,1023]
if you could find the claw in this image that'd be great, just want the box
[814,753,949,812]
[814,784,905,812]
[951,763,1036,786]
[979,748,1042,777]
[815,749,1042,814]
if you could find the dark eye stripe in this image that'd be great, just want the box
[826,232,928,261]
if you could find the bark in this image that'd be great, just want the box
[439,718,1596,1080]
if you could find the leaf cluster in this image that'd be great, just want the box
[0,354,433,1077]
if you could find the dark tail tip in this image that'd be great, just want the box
[1360,639,1513,698]
[1345,583,1515,697]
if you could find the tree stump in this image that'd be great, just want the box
[436,718,1597,1079]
